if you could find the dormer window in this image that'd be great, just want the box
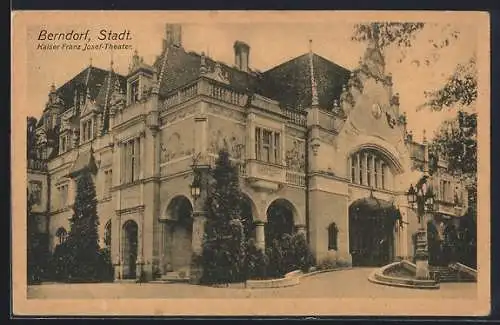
[81,118,94,143]
[129,79,140,104]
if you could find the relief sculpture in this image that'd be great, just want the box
[285,139,305,172]
[160,132,194,163]
[208,129,245,160]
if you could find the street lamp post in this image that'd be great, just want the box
[407,176,435,280]
[189,157,211,284]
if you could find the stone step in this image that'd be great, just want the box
[158,271,190,282]
[429,266,476,283]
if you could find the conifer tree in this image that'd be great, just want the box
[66,169,100,281]
[201,149,247,284]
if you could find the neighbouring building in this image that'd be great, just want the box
[27,24,469,281]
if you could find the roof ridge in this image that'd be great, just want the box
[101,69,114,132]
[308,44,319,107]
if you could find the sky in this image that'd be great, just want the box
[25,19,478,141]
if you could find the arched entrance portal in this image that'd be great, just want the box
[160,196,193,276]
[266,199,295,246]
[349,197,401,267]
[122,220,138,279]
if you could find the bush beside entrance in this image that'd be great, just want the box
[246,233,314,281]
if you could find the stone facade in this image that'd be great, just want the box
[27,24,469,281]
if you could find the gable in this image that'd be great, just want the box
[341,75,404,147]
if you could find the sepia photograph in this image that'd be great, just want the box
[12,11,490,316]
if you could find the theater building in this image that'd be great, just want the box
[27,24,469,281]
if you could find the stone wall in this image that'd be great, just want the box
[308,183,350,264]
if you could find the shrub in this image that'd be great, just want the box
[49,241,75,282]
[96,247,114,282]
[265,233,315,278]
[291,233,315,273]
[49,243,115,283]
[246,240,269,280]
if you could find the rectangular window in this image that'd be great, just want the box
[254,127,281,164]
[255,127,261,160]
[381,163,385,189]
[263,130,272,162]
[56,184,68,209]
[374,159,379,188]
[29,181,42,205]
[81,119,93,143]
[104,170,112,198]
[367,154,372,187]
[359,157,363,186]
[351,157,356,182]
[87,120,92,141]
[60,136,66,153]
[122,138,141,184]
[273,133,280,164]
[61,185,68,208]
[130,80,139,103]
[82,123,87,142]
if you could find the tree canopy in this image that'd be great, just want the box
[352,22,477,112]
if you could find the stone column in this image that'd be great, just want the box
[254,220,266,250]
[112,213,122,280]
[136,213,145,281]
[295,224,307,236]
[191,212,207,255]
[158,221,166,275]
[190,211,207,284]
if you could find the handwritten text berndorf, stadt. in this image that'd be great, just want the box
[38,29,132,41]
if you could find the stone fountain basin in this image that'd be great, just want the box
[368,260,440,289]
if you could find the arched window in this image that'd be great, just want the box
[350,149,392,190]
[104,220,112,247]
[56,227,68,245]
[328,223,338,250]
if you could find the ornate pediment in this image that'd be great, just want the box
[36,128,48,146]
[109,79,126,113]
[205,62,230,85]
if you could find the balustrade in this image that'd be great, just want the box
[281,107,307,127]
[28,159,48,171]
[285,170,306,187]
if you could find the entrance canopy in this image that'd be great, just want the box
[349,196,402,224]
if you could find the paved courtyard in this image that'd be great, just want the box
[27,268,477,300]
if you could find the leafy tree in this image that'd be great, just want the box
[352,22,477,111]
[423,56,477,111]
[429,111,477,267]
[200,150,247,284]
[429,111,477,211]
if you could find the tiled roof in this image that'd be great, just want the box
[53,66,126,114]
[260,53,351,110]
[155,46,262,98]
[94,70,127,133]
[155,45,350,111]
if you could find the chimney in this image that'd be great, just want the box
[163,24,182,50]
[233,41,250,72]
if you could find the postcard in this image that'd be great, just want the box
[12,10,490,316]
